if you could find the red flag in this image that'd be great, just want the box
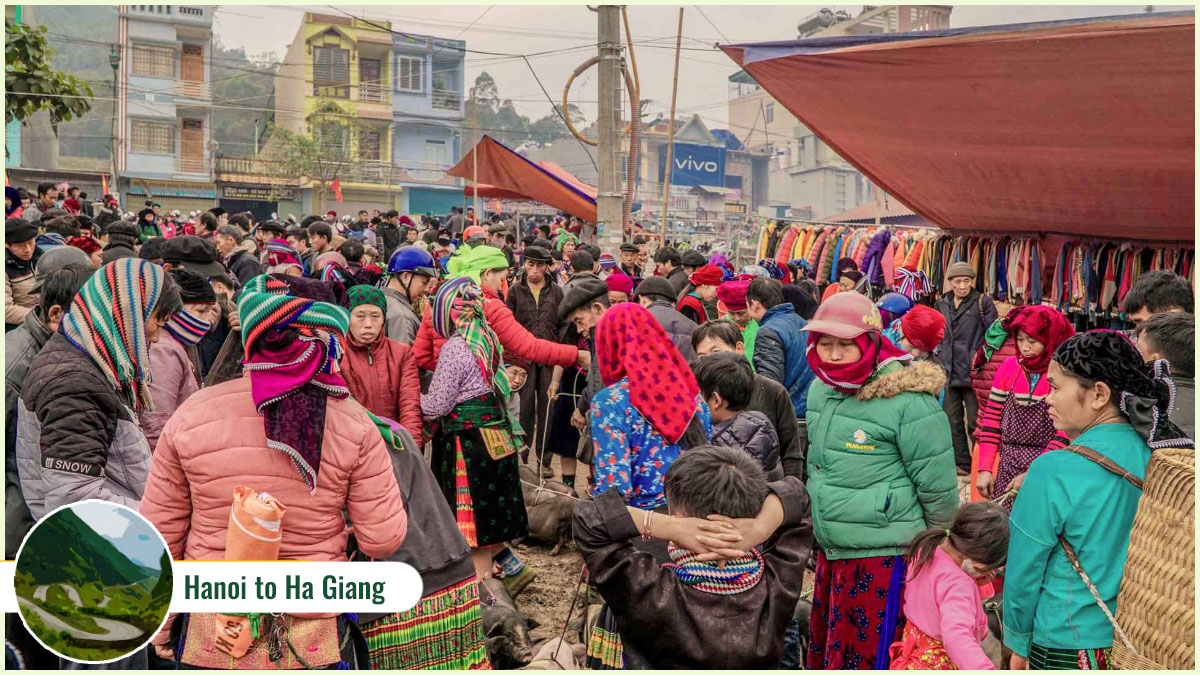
[331,178,343,203]
[101,174,109,196]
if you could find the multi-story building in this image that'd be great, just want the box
[270,13,466,217]
[727,5,953,219]
[273,12,397,215]
[116,4,218,213]
[391,32,466,218]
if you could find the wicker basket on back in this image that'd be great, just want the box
[1111,448,1194,670]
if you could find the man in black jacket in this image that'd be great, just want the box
[632,276,697,361]
[506,245,564,474]
[653,246,689,297]
[377,210,402,262]
[214,225,262,286]
[618,242,642,279]
[936,262,998,473]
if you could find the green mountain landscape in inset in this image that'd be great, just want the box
[15,503,173,663]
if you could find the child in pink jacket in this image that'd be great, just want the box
[890,502,1009,670]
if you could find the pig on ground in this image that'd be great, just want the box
[982,595,1009,668]
[792,596,812,658]
[480,577,538,668]
[518,464,576,555]
[521,638,586,670]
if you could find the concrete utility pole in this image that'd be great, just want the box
[595,5,624,252]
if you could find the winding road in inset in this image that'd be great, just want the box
[17,597,144,641]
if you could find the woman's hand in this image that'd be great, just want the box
[1009,472,1028,493]
[570,409,587,430]
[153,644,175,660]
[576,350,591,370]
[1009,654,1028,670]
[548,378,561,401]
[698,494,785,557]
[976,470,994,498]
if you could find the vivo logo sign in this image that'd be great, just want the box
[659,142,726,187]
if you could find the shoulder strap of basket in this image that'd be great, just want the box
[1056,444,1139,652]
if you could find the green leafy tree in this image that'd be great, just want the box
[4,21,94,155]
[528,104,584,146]
[265,100,372,213]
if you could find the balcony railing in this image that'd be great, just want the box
[313,83,350,99]
[358,82,386,103]
[175,155,212,175]
[215,156,300,179]
[432,89,462,111]
[176,80,210,101]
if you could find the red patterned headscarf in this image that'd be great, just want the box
[1008,305,1075,374]
[595,302,700,443]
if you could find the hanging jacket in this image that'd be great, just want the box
[340,332,424,447]
[753,304,814,417]
[805,359,957,560]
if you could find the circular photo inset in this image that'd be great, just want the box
[14,500,173,664]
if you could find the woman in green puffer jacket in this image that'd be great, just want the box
[802,292,959,670]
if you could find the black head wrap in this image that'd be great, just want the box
[1052,330,1193,449]
[168,267,216,304]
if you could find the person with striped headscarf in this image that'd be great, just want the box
[421,275,529,580]
[15,259,183,519]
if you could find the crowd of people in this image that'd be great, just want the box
[4,183,1195,671]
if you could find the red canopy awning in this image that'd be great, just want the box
[722,12,1195,242]
[463,184,530,201]
[448,135,597,222]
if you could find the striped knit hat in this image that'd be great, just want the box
[61,259,171,413]
[264,238,305,275]
[238,274,349,362]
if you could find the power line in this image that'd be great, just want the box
[693,6,732,44]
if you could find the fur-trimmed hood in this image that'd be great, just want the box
[858,359,946,401]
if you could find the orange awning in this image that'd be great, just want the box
[448,135,597,222]
[722,12,1195,241]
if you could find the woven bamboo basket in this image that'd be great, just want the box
[1111,448,1194,670]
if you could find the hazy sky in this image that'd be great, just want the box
[213,4,1188,137]
[73,502,163,570]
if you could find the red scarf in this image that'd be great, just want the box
[805,331,911,394]
[595,302,700,443]
[1007,305,1075,374]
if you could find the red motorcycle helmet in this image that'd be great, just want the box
[802,291,884,339]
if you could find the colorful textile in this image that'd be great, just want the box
[347,285,387,316]
[662,544,764,595]
[431,276,512,417]
[808,551,907,670]
[1028,644,1111,670]
[716,279,750,310]
[976,358,1068,498]
[264,238,305,274]
[431,393,528,547]
[589,379,711,509]
[553,229,579,251]
[804,331,912,395]
[238,274,350,493]
[362,577,490,670]
[585,605,624,670]
[1007,306,1075,373]
[164,308,213,347]
[595,302,701,443]
[61,258,168,413]
[889,622,956,670]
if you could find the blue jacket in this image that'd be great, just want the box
[752,304,814,417]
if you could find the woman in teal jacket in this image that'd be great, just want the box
[1004,331,1192,670]
[802,293,959,670]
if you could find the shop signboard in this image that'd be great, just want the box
[221,184,297,201]
[658,142,726,187]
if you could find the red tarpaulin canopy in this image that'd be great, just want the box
[449,135,597,222]
[722,12,1195,242]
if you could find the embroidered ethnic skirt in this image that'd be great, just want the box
[431,393,529,548]
[584,605,624,670]
[888,622,955,670]
[1028,643,1111,670]
[808,551,907,670]
[361,577,491,670]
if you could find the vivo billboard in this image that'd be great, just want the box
[658,143,726,187]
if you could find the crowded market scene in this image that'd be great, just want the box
[3,2,1195,671]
